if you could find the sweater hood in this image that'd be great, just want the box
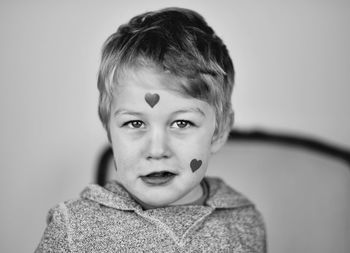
[80,177,253,211]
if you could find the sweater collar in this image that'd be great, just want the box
[205,177,253,209]
[81,177,253,211]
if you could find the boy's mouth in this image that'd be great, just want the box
[140,171,176,186]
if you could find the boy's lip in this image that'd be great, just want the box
[140,171,177,186]
[140,170,178,177]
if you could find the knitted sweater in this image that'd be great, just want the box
[35,177,266,252]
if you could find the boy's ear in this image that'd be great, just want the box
[210,130,229,154]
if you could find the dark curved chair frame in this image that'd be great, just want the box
[95,129,350,186]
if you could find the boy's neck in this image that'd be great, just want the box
[169,181,204,207]
[131,180,207,210]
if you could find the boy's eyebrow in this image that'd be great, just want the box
[173,108,206,117]
[113,109,143,117]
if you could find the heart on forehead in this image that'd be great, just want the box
[145,93,160,108]
[190,159,202,173]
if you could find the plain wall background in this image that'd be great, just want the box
[0,0,349,252]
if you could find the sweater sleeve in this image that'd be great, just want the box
[237,206,267,253]
[35,203,71,253]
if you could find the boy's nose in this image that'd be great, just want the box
[146,128,170,160]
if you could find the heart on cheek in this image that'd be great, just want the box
[190,159,202,173]
[145,93,160,108]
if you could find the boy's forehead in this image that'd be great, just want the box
[111,63,215,113]
[115,65,186,94]
[111,68,213,112]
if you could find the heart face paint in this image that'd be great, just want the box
[190,159,202,173]
[145,93,160,108]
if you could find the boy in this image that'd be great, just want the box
[36,7,266,252]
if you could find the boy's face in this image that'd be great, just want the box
[109,66,224,208]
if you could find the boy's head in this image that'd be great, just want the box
[97,7,235,207]
[98,7,234,141]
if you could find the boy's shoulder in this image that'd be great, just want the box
[44,183,137,233]
[49,181,139,217]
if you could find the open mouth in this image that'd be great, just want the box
[140,171,176,185]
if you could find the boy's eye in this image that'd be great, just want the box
[171,120,193,129]
[124,120,145,129]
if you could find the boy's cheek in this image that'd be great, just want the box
[111,132,146,151]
